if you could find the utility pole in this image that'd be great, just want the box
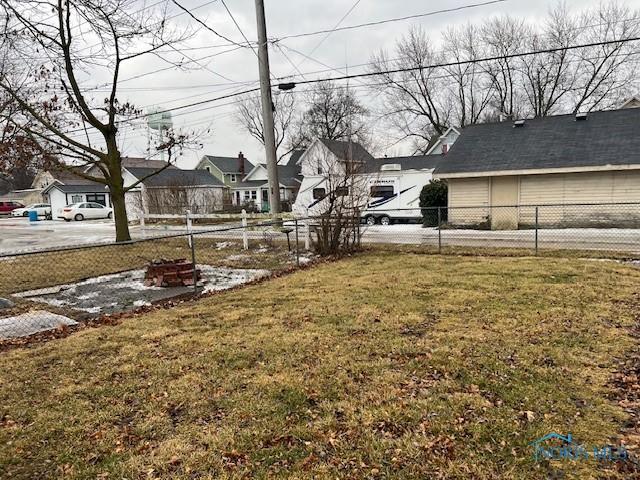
[254,0,281,219]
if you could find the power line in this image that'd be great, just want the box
[292,36,640,87]
[288,0,363,75]
[58,35,640,136]
[69,12,640,93]
[170,0,249,48]
[118,1,237,85]
[274,0,508,42]
[219,0,259,57]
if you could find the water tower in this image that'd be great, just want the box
[146,107,173,160]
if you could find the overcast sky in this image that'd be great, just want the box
[103,0,637,168]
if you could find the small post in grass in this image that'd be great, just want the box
[304,207,311,251]
[437,207,442,254]
[534,206,539,256]
[241,209,249,250]
[190,233,198,294]
[186,210,192,248]
[294,218,300,266]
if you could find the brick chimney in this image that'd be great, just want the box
[238,152,246,177]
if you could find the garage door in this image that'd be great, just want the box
[519,171,640,226]
[448,177,490,225]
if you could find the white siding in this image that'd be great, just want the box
[49,188,68,218]
[448,177,490,225]
[298,141,343,177]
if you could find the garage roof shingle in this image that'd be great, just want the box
[435,108,640,176]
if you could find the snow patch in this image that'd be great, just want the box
[0,310,78,339]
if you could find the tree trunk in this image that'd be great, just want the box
[111,185,131,242]
[105,142,131,242]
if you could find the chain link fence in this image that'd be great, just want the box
[0,220,310,343]
[1,202,639,344]
[357,203,640,255]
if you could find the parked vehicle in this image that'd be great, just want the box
[11,203,51,217]
[58,202,113,221]
[0,201,25,215]
[293,164,434,225]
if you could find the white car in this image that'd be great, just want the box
[11,203,52,217]
[58,202,113,222]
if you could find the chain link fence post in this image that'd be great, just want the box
[294,218,300,266]
[185,210,192,248]
[438,207,442,254]
[304,208,311,251]
[190,233,198,294]
[241,209,249,250]
[535,206,539,256]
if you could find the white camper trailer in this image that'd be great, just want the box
[293,160,437,225]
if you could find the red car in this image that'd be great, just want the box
[0,201,25,215]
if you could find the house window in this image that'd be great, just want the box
[244,190,251,201]
[86,194,107,206]
[229,174,237,183]
[317,165,323,175]
[312,188,326,200]
[370,186,395,198]
[205,166,211,173]
[335,186,349,197]
[251,190,257,200]
[71,194,83,203]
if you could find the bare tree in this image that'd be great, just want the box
[370,27,450,154]
[518,5,580,117]
[570,1,640,113]
[293,80,370,149]
[0,0,194,241]
[480,16,529,120]
[442,23,492,127]
[308,148,371,255]
[235,91,302,162]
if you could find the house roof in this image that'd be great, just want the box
[49,168,96,185]
[201,155,252,174]
[276,164,303,187]
[243,162,302,189]
[318,138,375,163]
[0,189,41,202]
[126,168,225,187]
[366,155,443,173]
[436,108,640,177]
[43,182,108,194]
[121,157,178,170]
[285,150,304,166]
[232,180,266,189]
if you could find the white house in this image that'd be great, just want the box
[41,158,227,220]
[425,127,461,155]
[197,151,303,212]
[232,155,303,212]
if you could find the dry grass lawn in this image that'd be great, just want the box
[1,252,639,479]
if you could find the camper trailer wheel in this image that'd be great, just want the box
[365,215,376,226]
[379,215,391,226]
